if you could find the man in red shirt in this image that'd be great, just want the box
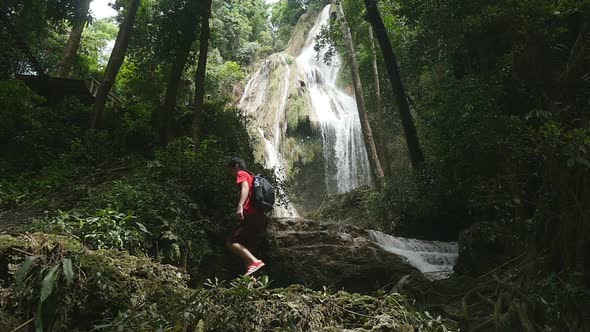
[226,157,266,276]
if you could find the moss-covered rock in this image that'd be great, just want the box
[0,235,27,282]
[261,219,419,293]
[0,233,192,331]
[309,186,375,228]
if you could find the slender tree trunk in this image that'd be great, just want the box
[334,1,384,184]
[56,0,91,78]
[192,0,212,149]
[160,42,192,145]
[90,0,141,129]
[363,0,424,169]
[368,26,388,175]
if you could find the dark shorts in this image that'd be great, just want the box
[226,213,266,250]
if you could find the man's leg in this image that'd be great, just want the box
[227,241,260,266]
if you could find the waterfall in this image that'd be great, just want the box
[296,5,371,193]
[239,54,299,218]
[368,230,459,280]
[239,4,372,215]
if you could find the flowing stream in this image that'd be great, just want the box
[368,230,458,280]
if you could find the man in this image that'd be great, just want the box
[226,157,266,276]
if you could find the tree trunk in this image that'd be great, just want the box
[192,0,212,150]
[368,26,388,175]
[90,0,141,129]
[160,39,193,145]
[55,0,91,78]
[334,1,384,184]
[363,0,424,169]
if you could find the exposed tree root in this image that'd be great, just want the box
[459,277,539,331]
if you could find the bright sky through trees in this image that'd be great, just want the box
[90,0,117,18]
[91,0,279,19]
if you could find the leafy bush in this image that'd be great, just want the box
[66,130,117,165]
[0,80,91,173]
[89,171,198,261]
[34,208,146,252]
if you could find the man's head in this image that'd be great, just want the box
[227,157,246,176]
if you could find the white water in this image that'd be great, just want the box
[239,55,299,218]
[368,230,459,280]
[296,5,371,193]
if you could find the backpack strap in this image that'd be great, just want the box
[242,169,256,177]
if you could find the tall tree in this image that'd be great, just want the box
[192,0,212,149]
[159,1,199,144]
[160,44,192,144]
[333,0,384,183]
[55,0,92,78]
[91,0,141,129]
[367,26,388,175]
[363,0,424,169]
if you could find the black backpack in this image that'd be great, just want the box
[248,172,275,212]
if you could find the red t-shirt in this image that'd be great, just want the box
[236,170,257,216]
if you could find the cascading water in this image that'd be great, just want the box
[368,230,459,280]
[239,54,299,218]
[296,5,371,193]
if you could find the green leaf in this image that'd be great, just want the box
[196,319,205,332]
[15,256,38,284]
[288,315,297,332]
[63,258,74,285]
[40,265,59,303]
[35,301,43,332]
[576,157,590,169]
[135,222,150,234]
[161,230,178,241]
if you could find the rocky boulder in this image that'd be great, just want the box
[261,218,419,293]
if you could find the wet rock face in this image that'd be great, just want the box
[261,218,418,293]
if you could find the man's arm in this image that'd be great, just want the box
[236,181,249,220]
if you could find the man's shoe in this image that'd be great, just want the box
[244,260,265,276]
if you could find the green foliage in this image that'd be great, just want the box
[211,0,273,65]
[321,0,590,248]
[89,170,198,261]
[75,18,119,77]
[10,238,81,331]
[0,0,92,77]
[310,186,374,226]
[535,273,590,324]
[2,233,192,331]
[0,80,92,174]
[206,61,246,101]
[34,208,146,251]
